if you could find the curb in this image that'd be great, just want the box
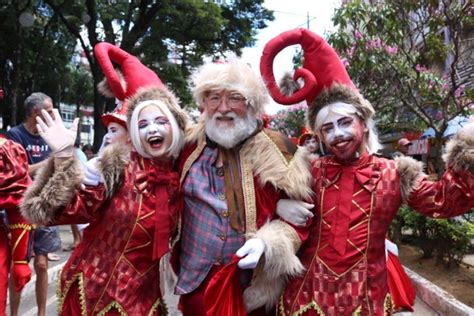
[405,266,474,316]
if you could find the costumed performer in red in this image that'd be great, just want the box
[0,135,33,316]
[260,28,474,315]
[20,43,189,315]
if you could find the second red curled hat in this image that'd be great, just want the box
[94,42,165,129]
[259,28,375,131]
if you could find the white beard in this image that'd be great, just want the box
[205,111,258,149]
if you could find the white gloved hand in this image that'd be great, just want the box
[236,238,266,269]
[276,199,314,226]
[82,157,103,186]
[36,109,79,157]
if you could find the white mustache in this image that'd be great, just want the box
[212,112,237,120]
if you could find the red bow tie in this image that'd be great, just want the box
[323,157,381,256]
[134,165,180,260]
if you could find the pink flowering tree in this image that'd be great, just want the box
[269,102,308,140]
[329,0,473,173]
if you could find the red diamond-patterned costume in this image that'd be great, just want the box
[0,137,33,316]
[260,28,474,315]
[22,146,180,315]
[280,153,473,315]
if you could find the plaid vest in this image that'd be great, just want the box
[176,146,245,294]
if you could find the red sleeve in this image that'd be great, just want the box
[51,184,108,225]
[407,168,474,218]
[0,138,31,209]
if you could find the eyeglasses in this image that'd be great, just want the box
[205,92,247,109]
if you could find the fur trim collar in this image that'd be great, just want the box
[184,121,313,200]
[98,143,130,198]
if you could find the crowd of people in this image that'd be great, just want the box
[0,28,473,316]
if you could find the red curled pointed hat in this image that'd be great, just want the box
[94,42,165,129]
[260,28,374,132]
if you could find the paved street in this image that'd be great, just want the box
[7,225,439,315]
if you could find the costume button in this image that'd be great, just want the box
[217,233,227,241]
[218,194,226,201]
[216,167,224,177]
[221,210,229,218]
[215,256,223,264]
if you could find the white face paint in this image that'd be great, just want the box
[137,106,172,158]
[319,110,366,160]
[103,122,127,147]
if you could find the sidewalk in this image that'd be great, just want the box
[11,226,474,315]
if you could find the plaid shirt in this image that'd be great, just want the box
[176,146,245,294]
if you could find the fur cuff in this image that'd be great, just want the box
[21,156,83,225]
[443,122,474,173]
[99,143,129,198]
[395,156,425,203]
[243,220,304,312]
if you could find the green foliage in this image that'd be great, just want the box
[269,103,307,138]
[396,207,473,269]
[0,0,274,147]
[328,0,472,164]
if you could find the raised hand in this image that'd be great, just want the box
[36,108,79,157]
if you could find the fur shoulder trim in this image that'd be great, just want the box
[184,117,206,145]
[395,156,425,202]
[443,122,474,173]
[244,220,304,312]
[241,130,313,201]
[21,156,83,225]
[99,143,130,198]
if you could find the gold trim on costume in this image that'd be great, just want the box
[180,141,207,184]
[352,305,362,315]
[148,298,165,316]
[240,150,257,235]
[352,199,369,216]
[93,194,143,312]
[384,293,393,315]
[57,272,87,316]
[11,229,28,254]
[13,260,28,264]
[8,223,32,230]
[288,299,325,316]
[98,300,127,316]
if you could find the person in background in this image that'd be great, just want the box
[298,128,322,161]
[7,92,61,316]
[260,28,474,315]
[81,143,94,160]
[392,138,411,158]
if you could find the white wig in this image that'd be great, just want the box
[129,100,185,159]
[191,59,269,117]
[314,102,382,154]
